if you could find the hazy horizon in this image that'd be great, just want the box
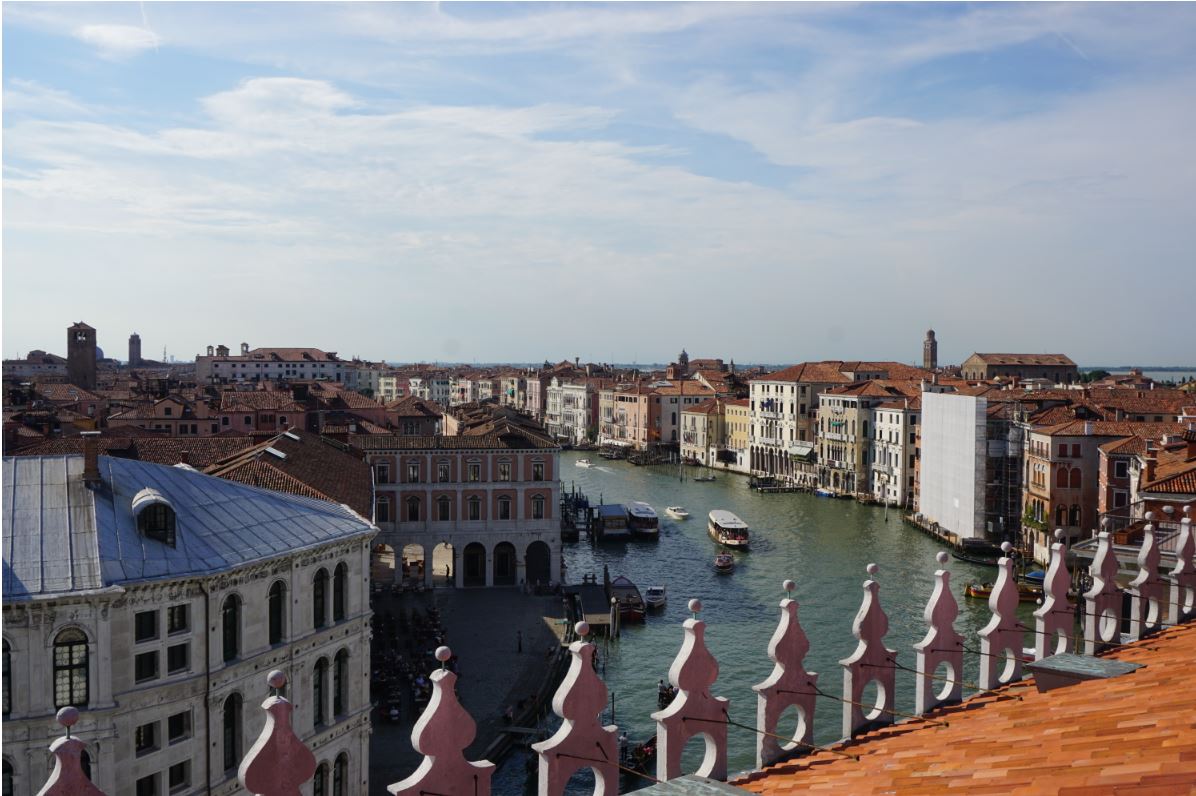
[4,3,1195,365]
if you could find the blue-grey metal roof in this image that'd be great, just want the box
[3,455,376,601]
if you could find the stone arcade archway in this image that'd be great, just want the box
[525,540,551,586]
[463,542,487,587]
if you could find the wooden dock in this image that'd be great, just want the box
[565,582,613,633]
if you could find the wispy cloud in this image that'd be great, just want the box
[73,23,158,60]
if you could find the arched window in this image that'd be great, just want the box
[313,658,328,727]
[532,495,546,520]
[268,582,286,645]
[137,502,177,546]
[222,693,242,771]
[333,753,348,796]
[4,758,13,795]
[406,496,421,522]
[1069,468,1081,489]
[313,763,329,796]
[221,595,240,662]
[1056,467,1068,489]
[334,649,349,716]
[467,496,481,521]
[437,496,451,521]
[3,639,11,716]
[80,750,91,782]
[1056,505,1067,527]
[333,564,347,622]
[1070,505,1081,527]
[498,496,512,521]
[313,569,328,629]
[53,629,88,709]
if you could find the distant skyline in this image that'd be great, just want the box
[4,2,1195,364]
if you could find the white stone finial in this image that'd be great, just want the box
[688,598,702,615]
[978,553,1022,689]
[754,586,818,768]
[1035,533,1073,659]
[840,575,896,738]
[782,579,796,595]
[935,551,949,565]
[651,605,729,782]
[914,551,962,715]
[1084,532,1122,655]
[1128,524,1166,641]
[1169,517,1196,624]
[1145,511,1155,521]
[1000,541,1013,554]
[36,710,106,796]
[240,672,317,796]
[435,646,452,665]
[533,620,616,795]
[866,563,878,577]
[1054,528,1065,542]
[389,659,494,796]
[1163,505,1175,516]
[574,621,589,638]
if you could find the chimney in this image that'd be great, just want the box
[180,450,191,466]
[1144,457,1157,483]
[81,431,101,486]
[1083,421,1094,436]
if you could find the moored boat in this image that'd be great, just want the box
[964,582,1044,603]
[644,585,667,609]
[594,504,631,541]
[714,553,735,574]
[607,575,646,621]
[708,510,750,549]
[627,502,660,538]
[814,487,836,498]
[665,506,689,520]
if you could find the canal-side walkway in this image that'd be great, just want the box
[369,588,569,796]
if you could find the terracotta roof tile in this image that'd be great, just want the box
[735,622,1196,796]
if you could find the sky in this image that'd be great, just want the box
[3,2,1195,367]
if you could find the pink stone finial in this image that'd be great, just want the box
[36,710,106,796]
[914,551,962,714]
[754,584,818,768]
[239,672,318,796]
[1170,517,1196,623]
[1084,531,1122,655]
[978,552,1022,689]
[1035,532,1072,659]
[935,551,949,565]
[840,574,896,737]
[1128,523,1165,641]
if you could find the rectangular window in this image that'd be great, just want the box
[468,499,481,521]
[168,711,191,744]
[167,605,188,635]
[135,721,158,756]
[532,462,545,481]
[1114,491,1128,508]
[167,643,188,674]
[135,651,159,683]
[468,463,481,482]
[498,462,511,481]
[376,463,390,484]
[168,761,189,792]
[136,774,158,796]
[1114,461,1128,479]
[376,497,390,523]
[135,611,158,643]
[499,500,512,520]
[407,463,420,483]
[438,463,450,482]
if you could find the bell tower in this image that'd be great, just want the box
[129,332,142,367]
[923,329,938,371]
[67,322,97,389]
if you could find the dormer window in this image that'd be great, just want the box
[133,489,177,546]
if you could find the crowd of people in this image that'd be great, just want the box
[370,594,454,723]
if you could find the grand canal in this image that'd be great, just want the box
[494,450,1038,791]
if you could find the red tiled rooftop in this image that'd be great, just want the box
[735,621,1196,795]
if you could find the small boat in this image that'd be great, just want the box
[694,474,716,482]
[627,502,660,538]
[575,458,593,468]
[607,575,646,621]
[714,553,735,574]
[665,506,689,520]
[814,487,836,498]
[708,510,750,549]
[644,585,667,609]
[964,582,1044,603]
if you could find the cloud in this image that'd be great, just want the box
[73,24,159,60]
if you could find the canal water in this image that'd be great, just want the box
[494,450,1037,792]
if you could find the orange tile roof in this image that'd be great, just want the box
[969,353,1077,366]
[735,621,1196,795]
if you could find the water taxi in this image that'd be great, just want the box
[644,585,667,609]
[708,510,750,549]
[665,506,689,520]
[627,502,660,538]
[714,553,735,574]
[575,458,594,468]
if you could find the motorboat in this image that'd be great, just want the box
[575,458,594,468]
[964,582,1044,603]
[607,575,646,621]
[665,506,690,520]
[627,502,660,538]
[714,553,735,574]
[814,487,836,498]
[694,474,716,482]
[708,510,750,550]
[644,585,667,610]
